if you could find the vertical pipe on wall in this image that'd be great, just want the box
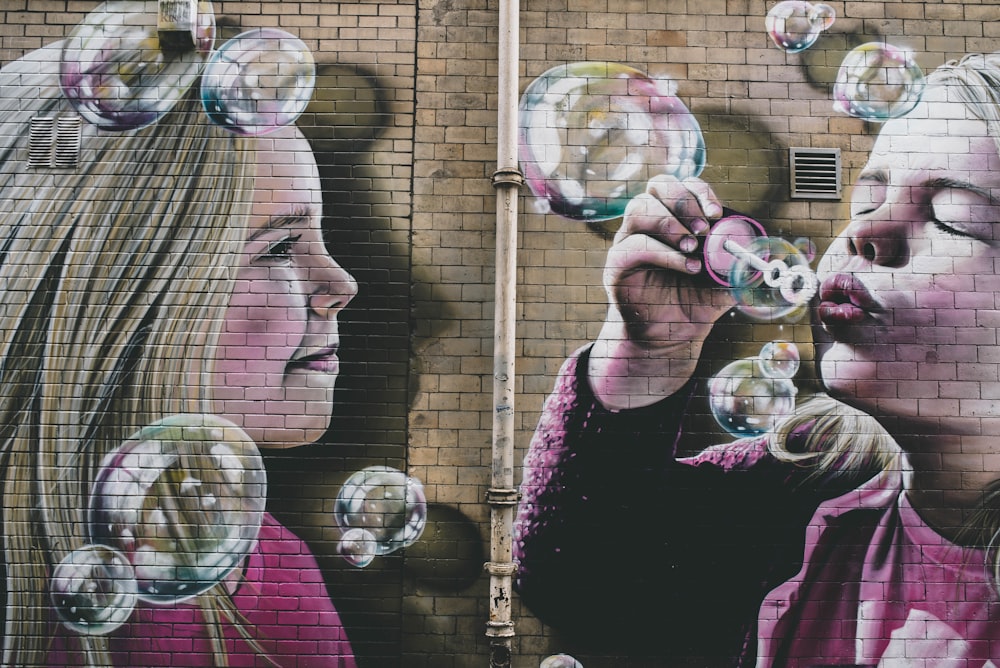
[485,0,521,663]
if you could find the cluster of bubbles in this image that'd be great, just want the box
[765,1,836,53]
[540,655,584,668]
[833,42,926,121]
[762,2,926,123]
[59,1,314,134]
[709,341,801,437]
[334,466,428,568]
[51,414,267,635]
[518,62,706,221]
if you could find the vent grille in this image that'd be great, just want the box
[28,115,82,169]
[28,117,54,168]
[789,147,841,200]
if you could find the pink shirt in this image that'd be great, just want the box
[757,461,1000,667]
[52,513,357,667]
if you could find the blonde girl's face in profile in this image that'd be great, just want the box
[815,88,1000,433]
[212,126,358,449]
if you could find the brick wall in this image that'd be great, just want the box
[1,0,999,665]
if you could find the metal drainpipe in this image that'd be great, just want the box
[485,0,521,664]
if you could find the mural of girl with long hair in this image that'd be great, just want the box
[0,3,357,666]
[515,52,1000,666]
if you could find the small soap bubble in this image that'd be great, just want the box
[201,28,316,135]
[334,466,427,566]
[89,414,267,604]
[759,340,801,379]
[765,1,835,53]
[50,545,137,635]
[337,528,378,569]
[709,358,797,437]
[728,236,816,322]
[833,42,925,121]
[541,655,584,668]
[519,62,705,222]
[59,0,215,131]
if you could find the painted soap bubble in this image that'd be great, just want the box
[709,358,797,437]
[60,0,215,131]
[335,466,428,567]
[202,27,316,135]
[726,236,818,322]
[541,655,584,668]
[833,42,925,121]
[50,545,138,635]
[337,527,378,568]
[89,414,267,604]
[519,62,706,221]
[759,340,801,379]
[765,1,835,53]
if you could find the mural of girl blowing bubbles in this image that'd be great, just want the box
[515,51,1000,666]
[0,2,357,666]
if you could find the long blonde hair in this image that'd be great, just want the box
[0,43,255,665]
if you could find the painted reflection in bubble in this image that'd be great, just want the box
[50,545,138,636]
[88,414,267,604]
[335,466,428,568]
[765,1,835,53]
[709,342,801,437]
[519,62,705,221]
[833,42,925,121]
[59,0,216,131]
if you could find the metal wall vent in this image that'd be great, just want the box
[28,115,82,169]
[789,147,841,200]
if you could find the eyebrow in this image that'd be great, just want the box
[856,170,999,204]
[924,177,999,204]
[247,205,317,242]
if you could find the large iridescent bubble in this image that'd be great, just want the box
[89,414,267,604]
[334,466,427,567]
[60,1,215,131]
[709,358,797,437]
[519,62,706,221]
[201,28,316,135]
[833,42,925,121]
[765,1,835,53]
[50,545,138,635]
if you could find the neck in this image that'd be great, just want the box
[896,431,1000,545]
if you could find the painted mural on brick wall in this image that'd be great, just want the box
[514,3,1000,666]
[0,2,424,666]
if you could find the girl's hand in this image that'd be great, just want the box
[589,175,736,409]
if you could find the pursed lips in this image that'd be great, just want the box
[816,273,883,330]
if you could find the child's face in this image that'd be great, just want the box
[816,88,1000,434]
[213,127,357,449]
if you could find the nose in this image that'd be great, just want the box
[842,202,911,269]
[309,253,358,318]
